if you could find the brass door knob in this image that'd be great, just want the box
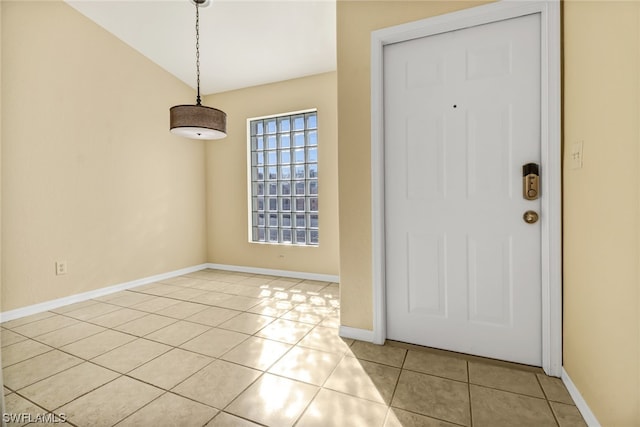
[523,210,539,224]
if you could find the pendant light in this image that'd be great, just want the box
[170,0,227,140]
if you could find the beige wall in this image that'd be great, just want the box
[1,1,208,311]
[563,1,640,425]
[336,0,490,329]
[204,72,339,276]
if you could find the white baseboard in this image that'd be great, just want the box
[0,264,209,323]
[562,368,601,427]
[1,263,340,323]
[205,263,339,283]
[339,326,375,342]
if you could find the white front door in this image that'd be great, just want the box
[384,13,542,366]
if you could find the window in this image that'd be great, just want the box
[249,110,319,245]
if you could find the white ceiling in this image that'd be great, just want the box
[65,0,336,95]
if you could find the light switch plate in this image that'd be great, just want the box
[570,141,583,169]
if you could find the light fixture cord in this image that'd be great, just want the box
[195,1,201,106]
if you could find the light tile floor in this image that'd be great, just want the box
[1,269,587,427]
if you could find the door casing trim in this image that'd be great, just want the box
[370,0,562,376]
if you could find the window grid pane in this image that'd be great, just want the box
[249,111,319,246]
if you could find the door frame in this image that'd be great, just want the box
[370,0,562,376]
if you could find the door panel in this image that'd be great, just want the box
[384,13,542,366]
[407,115,445,200]
[407,233,446,316]
[467,234,512,326]
[467,106,513,199]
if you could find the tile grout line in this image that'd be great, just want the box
[109,391,167,427]
[49,374,125,417]
[2,348,83,391]
[467,360,474,427]
[382,343,408,425]
[536,372,562,427]
[22,324,109,357]
[11,371,122,426]
[291,382,323,427]
[16,343,175,397]
[390,361,476,386]
[389,405,470,427]
[1,342,56,369]
[386,350,470,427]
[1,312,58,330]
[6,317,308,374]
[210,411,270,427]
[316,347,350,390]
[468,382,559,401]
[111,390,220,427]
[15,326,180,395]
[298,340,406,416]
[217,369,266,415]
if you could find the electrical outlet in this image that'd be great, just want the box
[55,261,67,275]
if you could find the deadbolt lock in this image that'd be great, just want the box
[522,163,540,201]
[523,210,539,224]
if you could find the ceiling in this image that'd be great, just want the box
[65,0,337,95]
